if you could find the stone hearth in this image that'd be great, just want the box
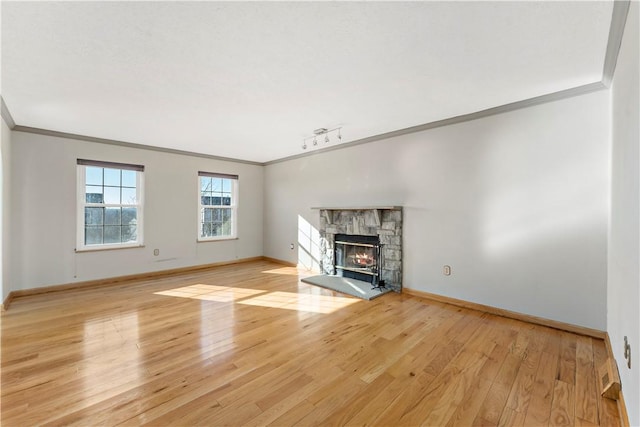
[315,207,402,292]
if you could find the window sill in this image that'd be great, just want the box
[76,244,145,253]
[197,237,238,243]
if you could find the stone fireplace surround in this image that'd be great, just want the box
[314,206,403,292]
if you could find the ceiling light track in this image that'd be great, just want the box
[302,126,342,150]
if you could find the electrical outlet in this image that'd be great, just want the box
[290,243,294,250]
[153,249,159,256]
[443,265,451,276]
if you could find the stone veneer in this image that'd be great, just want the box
[318,207,402,292]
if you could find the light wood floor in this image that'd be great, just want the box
[1,260,620,426]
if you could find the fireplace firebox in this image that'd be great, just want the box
[334,234,383,288]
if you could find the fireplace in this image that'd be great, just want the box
[334,234,382,286]
[315,206,403,292]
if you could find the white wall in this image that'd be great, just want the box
[265,90,610,330]
[608,2,639,424]
[9,131,264,290]
[1,116,12,303]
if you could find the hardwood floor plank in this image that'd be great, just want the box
[498,407,527,427]
[364,371,437,426]
[476,345,525,425]
[504,343,542,415]
[478,325,519,382]
[358,320,432,384]
[549,380,575,426]
[266,399,315,426]
[421,352,489,426]
[444,376,493,427]
[350,376,426,425]
[522,350,557,425]
[575,336,599,425]
[287,367,367,425]
[523,394,553,426]
[576,417,600,426]
[531,351,560,399]
[391,346,489,425]
[424,339,465,377]
[0,260,620,426]
[315,370,397,426]
[475,380,511,426]
[557,332,578,384]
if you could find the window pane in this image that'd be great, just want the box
[202,223,213,237]
[122,225,137,242]
[86,186,104,203]
[201,194,213,206]
[211,223,221,236]
[223,209,231,236]
[104,168,121,186]
[85,207,104,225]
[104,226,122,244]
[105,207,121,225]
[203,208,213,222]
[222,193,232,205]
[200,177,212,193]
[222,220,231,236]
[212,208,222,222]
[212,178,222,192]
[104,187,120,204]
[86,167,103,185]
[122,170,136,187]
[122,208,137,225]
[221,208,231,223]
[85,226,103,245]
[121,187,137,205]
[222,179,231,193]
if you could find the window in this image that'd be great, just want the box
[77,159,144,251]
[198,172,238,241]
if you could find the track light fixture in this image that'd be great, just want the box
[301,126,343,150]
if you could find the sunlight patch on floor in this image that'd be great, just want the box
[237,291,359,313]
[345,279,367,295]
[154,284,359,314]
[261,267,303,276]
[155,284,266,302]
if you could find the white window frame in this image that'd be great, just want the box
[197,172,238,242]
[76,159,144,251]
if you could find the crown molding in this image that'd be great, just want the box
[11,125,263,166]
[602,0,631,88]
[264,81,606,166]
[1,96,16,129]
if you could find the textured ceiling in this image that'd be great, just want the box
[1,1,613,163]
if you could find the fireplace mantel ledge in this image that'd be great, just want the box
[311,206,402,211]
